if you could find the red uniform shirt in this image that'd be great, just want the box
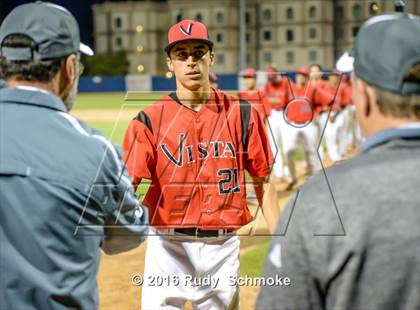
[238,89,271,120]
[322,82,347,111]
[285,82,334,124]
[264,78,289,111]
[123,88,273,230]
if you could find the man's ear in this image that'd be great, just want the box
[357,78,371,118]
[64,54,76,83]
[58,54,77,97]
[365,84,378,116]
[209,51,215,67]
[166,56,174,71]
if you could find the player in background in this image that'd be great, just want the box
[282,66,335,189]
[341,75,362,151]
[238,67,270,121]
[264,67,290,182]
[309,63,331,162]
[309,64,325,87]
[209,71,218,89]
[322,69,347,163]
[123,19,279,310]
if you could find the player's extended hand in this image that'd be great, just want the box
[252,177,280,234]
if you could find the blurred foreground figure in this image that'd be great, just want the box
[0,2,148,309]
[257,13,420,310]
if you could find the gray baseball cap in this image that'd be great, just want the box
[0,1,93,61]
[352,13,420,95]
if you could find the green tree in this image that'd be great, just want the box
[82,50,129,76]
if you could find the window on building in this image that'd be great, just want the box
[286,51,294,64]
[263,30,272,41]
[217,53,225,64]
[115,36,122,47]
[176,13,183,22]
[263,52,272,63]
[309,50,317,61]
[115,17,122,29]
[352,4,362,18]
[352,26,359,37]
[216,33,223,43]
[245,12,251,25]
[335,5,344,19]
[196,13,203,22]
[262,8,272,21]
[337,27,344,39]
[286,7,294,20]
[309,27,317,39]
[246,32,251,43]
[286,29,294,42]
[309,6,317,18]
[216,12,224,23]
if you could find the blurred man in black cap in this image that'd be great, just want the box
[257,12,420,310]
[0,2,148,309]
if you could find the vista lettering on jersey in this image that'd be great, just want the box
[122,88,273,228]
[160,133,236,167]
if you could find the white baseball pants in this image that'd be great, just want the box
[282,121,321,181]
[267,110,288,178]
[141,232,240,310]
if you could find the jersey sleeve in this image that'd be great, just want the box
[122,111,157,188]
[313,84,335,107]
[240,100,274,178]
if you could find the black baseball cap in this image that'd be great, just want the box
[352,13,420,95]
[0,1,93,61]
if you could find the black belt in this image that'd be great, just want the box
[174,228,234,238]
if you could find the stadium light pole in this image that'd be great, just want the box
[239,0,246,72]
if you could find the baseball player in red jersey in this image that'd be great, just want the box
[264,67,290,182]
[238,67,270,121]
[282,66,335,189]
[309,64,325,87]
[123,19,279,309]
[322,69,348,163]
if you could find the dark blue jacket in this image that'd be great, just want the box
[0,87,148,309]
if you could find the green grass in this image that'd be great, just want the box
[87,120,130,146]
[74,92,163,110]
[240,240,271,277]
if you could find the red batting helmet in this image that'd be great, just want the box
[242,67,256,78]
[165,19,213,53]
[296,66,310,76]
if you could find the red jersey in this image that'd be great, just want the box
[322,82,347,111]
[123,88,273,230]
[264,78,289,111]
[285,82,334,124]
[238,89,271,119]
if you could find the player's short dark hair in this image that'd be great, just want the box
[0,34,67,82]
[309,64,323,71]
[363,63,420,119]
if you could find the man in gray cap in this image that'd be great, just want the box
[0,2,148,309]
[257,13,420,310]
